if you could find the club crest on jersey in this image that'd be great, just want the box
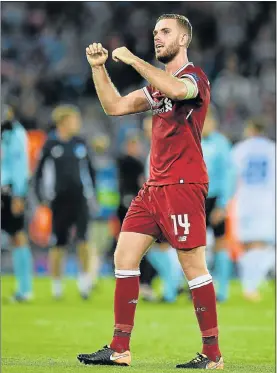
[74,144,87,159]
[152,97,173,115]
[51,145,64,158]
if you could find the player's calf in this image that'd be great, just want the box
[177,247,222,364]
[77,241,92,299]
[11,231,33,299]
[49,247,65,298]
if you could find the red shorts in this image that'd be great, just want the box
[121,183,208,250]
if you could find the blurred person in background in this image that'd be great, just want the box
[201,106,234,302]
[1,105,33,302]
[115,135,158,301]
[90,134,117,284]
[33,105,96,299]
[232,119,275,302]
[116,136,145,226]
[143,114,184,303]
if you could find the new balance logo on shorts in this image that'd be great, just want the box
[178,236,187,242]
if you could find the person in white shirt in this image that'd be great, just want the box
[232,119,275,301]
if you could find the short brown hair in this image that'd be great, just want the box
[156,14,192,47]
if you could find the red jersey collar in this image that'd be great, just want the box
[173,62,194,76]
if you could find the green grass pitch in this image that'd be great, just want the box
[2,276,275,373]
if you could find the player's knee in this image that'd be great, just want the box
[113,249,127,269]
[114,248,140,270]
[183,265,210,281]
[181,260,206,275]
[12,231,27,247]
[177,246,208,280]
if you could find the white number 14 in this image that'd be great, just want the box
[170,214,190,236]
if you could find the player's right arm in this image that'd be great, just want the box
[86,43,150,116]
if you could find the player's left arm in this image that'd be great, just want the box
[112,47,197,101]
[11,125,29,198]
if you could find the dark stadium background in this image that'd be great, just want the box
[2,1,275,139]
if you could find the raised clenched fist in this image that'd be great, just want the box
[86,43,108,67]
[112,46,136,65]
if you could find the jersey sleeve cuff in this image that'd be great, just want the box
[142,87,154,109]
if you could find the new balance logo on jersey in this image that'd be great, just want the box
[152,97,173,115]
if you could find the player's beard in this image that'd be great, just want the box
[156,39,179,64]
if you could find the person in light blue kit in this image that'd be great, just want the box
[1,105,33,301]
[143,115,184,303]
[201,105,234,302]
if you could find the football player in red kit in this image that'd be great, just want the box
[78,14,224,370]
